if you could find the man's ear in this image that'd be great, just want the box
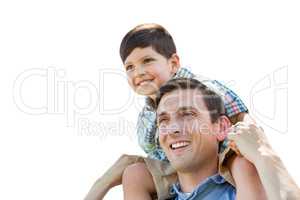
[169,53,180,74]
[216,115,232,141]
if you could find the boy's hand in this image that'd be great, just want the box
[227,122,274,164]
[227,122,300,200]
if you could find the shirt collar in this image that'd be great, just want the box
[171,174,227,199]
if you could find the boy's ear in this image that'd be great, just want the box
[216,115,232,141]
[169,53,180,74]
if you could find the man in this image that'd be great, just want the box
[155,78,300,199]
[155,78,265,199]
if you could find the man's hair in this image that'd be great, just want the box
[155,78,225,123]
[119,23,177,63]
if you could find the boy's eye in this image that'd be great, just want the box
[125,65,134,71]
[143,58,154,64]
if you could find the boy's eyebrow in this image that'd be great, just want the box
[124,60,132,66]
[124,55,153,66]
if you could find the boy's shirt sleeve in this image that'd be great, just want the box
[136,105,168,160]
[175,67,249,117]
[200,79,249,117]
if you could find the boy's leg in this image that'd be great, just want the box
[219,112,256,185]
[122,158,178,200]
[144,158,178,200]
[219,113,267,200]
[227,155,267,200]
[122,163,156,200]
[85,154,144,200]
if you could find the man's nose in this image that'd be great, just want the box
[166,120,182,135]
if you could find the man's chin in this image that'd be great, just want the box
[168,151,199,172]
[171,161,190,172]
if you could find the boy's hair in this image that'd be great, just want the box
[119,23,177,63]
[155,78,225,123]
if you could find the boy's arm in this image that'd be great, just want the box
[228,122,300,200]
[228,112,255,125]
[85,155,143,200]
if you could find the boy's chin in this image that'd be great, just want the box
[135,87,157,97]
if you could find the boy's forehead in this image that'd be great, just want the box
[157,89,206,114]
[124,47,157,64]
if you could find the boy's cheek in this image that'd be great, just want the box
[126,78,136,90]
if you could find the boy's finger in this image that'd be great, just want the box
[228,140,241,156]
[227,131,238,140]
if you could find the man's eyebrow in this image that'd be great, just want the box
[157,111,168,118]
[178,106,197,112]
[157,106,197,118]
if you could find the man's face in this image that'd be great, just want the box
[124,47,179,97]
[157,89,222,172]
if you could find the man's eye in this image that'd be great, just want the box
[126,65,134,71]
[182,111,195,117]
[158,118,168,124]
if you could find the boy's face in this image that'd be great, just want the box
[124,47,179,98]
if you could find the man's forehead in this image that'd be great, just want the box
[157,89,205,114]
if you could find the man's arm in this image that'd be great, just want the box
[84,155,143,200]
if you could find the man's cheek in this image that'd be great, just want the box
[187,121,210,135]
[158,137,166,150]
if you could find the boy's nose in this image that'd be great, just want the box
[136,65,146,76]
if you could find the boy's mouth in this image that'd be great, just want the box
[136,78,154,86]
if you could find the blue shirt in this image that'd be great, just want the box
[171,174,236,200]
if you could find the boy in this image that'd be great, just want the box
[85,23,264,200]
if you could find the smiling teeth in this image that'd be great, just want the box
[139,80,152,86]
[171,142,190,149]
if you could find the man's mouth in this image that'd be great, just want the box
[170,141,191,150]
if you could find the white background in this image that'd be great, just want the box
[0,0,299,199]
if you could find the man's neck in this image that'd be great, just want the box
[177,159,218,193]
